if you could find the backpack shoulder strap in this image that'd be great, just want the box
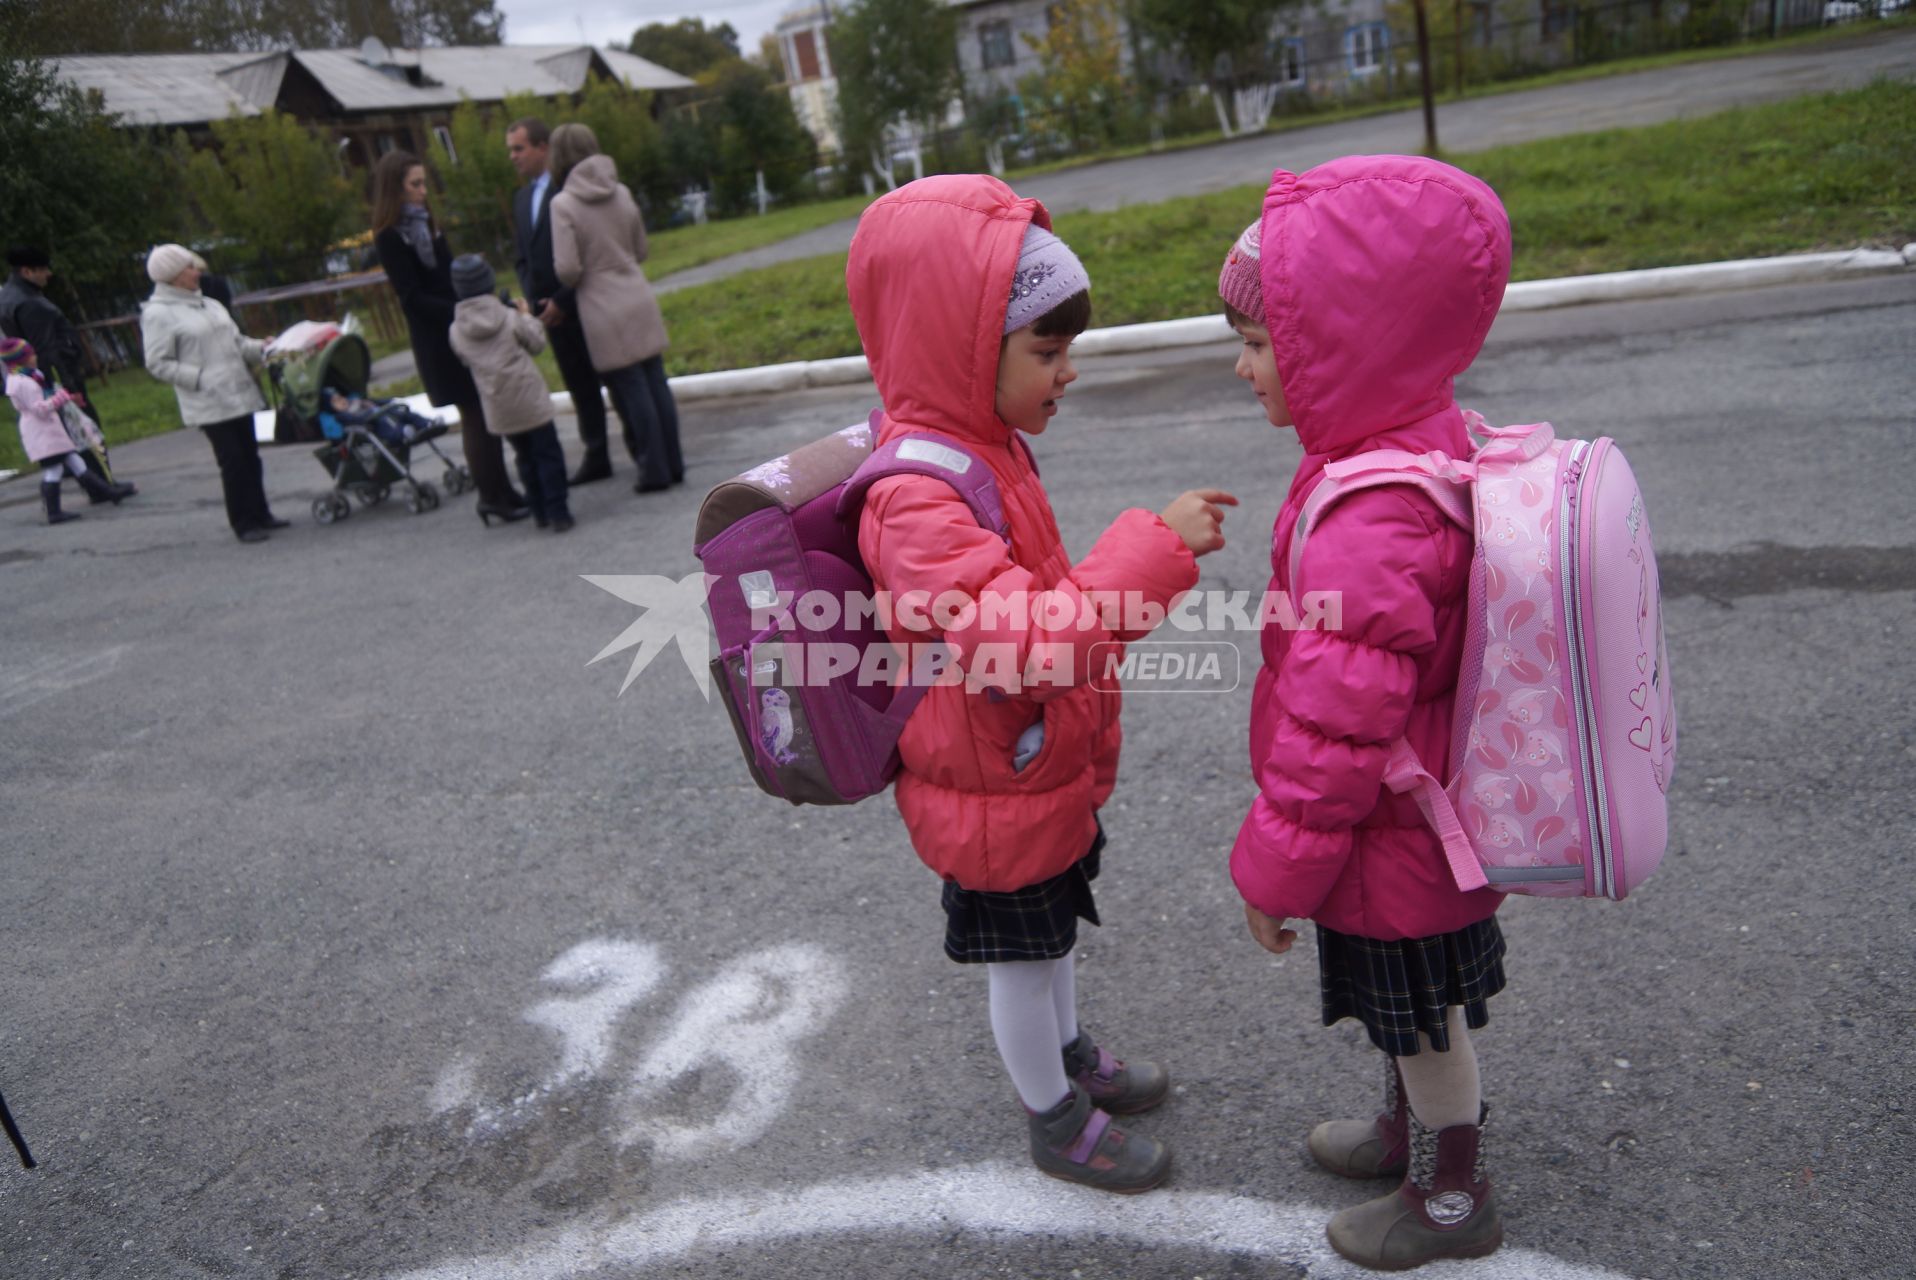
[1287,449,1474,597]
[836,420,1011,543]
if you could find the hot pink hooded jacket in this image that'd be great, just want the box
[1232,156,1511,941]
[849,176,1198,893]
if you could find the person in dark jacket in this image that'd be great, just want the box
[509,116,615,487]
[369,151,525,524]
[1,246,99,428]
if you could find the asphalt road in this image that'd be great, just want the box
[2,272,1913,1280]
[653,26,1916,292]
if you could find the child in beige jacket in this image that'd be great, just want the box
[448,255,573,532]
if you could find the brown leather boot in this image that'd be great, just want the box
[1309,1057,1408,1178]
[1327,1106,1502,1270]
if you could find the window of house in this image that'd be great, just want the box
[1541,0,1575,38]
[1276,37,1305,87]
[376,133,397,155]
[980,20,1015,70]
[1471,0,1495,43]
[1346,23,1389,74]
[432,124,456,162]
[793,29,822,80]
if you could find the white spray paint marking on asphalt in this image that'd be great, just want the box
[426,937,844,1157]
[0,646,126,720]
[386,1162,1640,1280]
[524,939,668,1090]
[623,943,847,1160]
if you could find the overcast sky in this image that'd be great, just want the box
[494,0,802,55]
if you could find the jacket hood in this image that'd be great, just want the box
[1258,155,1510,457]
[846,174,1049,447]
[453,294,507,340]
[562,154,620,203]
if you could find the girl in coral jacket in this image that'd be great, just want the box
[848,175,1234,1193]
[1219,156,1512,1269]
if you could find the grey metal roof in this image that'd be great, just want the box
[54,52,271,126]
[51,45,695,128]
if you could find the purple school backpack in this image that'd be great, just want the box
[1290,414,1676,900]
[692,411,1010,805]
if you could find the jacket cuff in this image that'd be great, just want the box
[1227,802,1352,922]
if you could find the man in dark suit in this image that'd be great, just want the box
[509,116,615,485]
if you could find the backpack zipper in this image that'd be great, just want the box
[1558,439,1615,897]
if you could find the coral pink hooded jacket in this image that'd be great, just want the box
[1232,156,1511,941]
[849,176,1198,893]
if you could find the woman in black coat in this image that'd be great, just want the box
[370,151,524,522]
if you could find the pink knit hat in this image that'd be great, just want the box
[1217,219,1263,325]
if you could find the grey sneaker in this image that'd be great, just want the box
[1062,1030,1170,1115]
[1027,1086,1171,1195]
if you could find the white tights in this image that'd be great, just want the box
[40,454,86,484]
[985,954,1081,1111]
[1394,1006,1483,1130]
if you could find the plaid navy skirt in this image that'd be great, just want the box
[942,824,1104,964]
[1317,917,1507,1057]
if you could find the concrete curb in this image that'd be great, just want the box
[652,245,1916,406]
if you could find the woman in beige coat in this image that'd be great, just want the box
[447,255,572,531]
[547,124,683,494]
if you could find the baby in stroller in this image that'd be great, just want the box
[318,387,444,447]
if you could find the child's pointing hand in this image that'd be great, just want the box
[1160,488,1238,557]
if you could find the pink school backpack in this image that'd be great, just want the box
[1291,414,1676,900]
[692,411,1011,805]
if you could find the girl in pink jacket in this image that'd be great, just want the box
[1218,156,1511,1269]
[848,175,1232,1193]
[5,337,135,524]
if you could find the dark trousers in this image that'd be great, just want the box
[456,398,517,507]
[505,424,570,523]
[603,356,684,489]
[548,318,610,460]
[201,415,273,535]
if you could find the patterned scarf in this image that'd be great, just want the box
[397,203,436,269]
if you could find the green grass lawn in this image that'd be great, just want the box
[652,79,1916,375]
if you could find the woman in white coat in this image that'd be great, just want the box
[139,244,286,543]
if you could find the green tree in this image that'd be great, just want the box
[1134,0,1296,134]
[571,75,671,217]
[828,0,960,183]
[11,1,504,54]
[702,58,817,215]
[1019,0,1128,149]
[429,91,545,265]
[629,18,741,76]
[176,109,364,279]
[0,42,172,306]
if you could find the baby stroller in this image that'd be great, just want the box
[267,329,472,524]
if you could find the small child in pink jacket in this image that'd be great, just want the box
[1218,157,1512,1269]
[5,337,135,524]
